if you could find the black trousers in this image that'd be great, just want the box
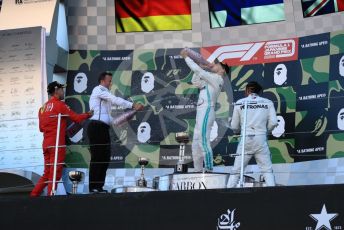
[87,120,110,190]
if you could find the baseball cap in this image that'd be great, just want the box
[47,81,66,95]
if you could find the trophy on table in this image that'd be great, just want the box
[112,157,158,193]
[174,132,189,173]
[68,170,84,194]
[137,157,149,187]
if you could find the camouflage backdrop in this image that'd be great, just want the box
[65,30,344,169]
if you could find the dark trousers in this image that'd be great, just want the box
[87,120,110,190]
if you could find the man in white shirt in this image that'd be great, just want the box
[87,72,143,193]
[180,49,228,172]
[227,81,278,188]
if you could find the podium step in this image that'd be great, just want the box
[153,172,260,191]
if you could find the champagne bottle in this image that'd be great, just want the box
[112,109,137,126]
[183,48,212,70]
[67,121,83,138]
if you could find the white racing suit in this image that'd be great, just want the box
[227,93,278,187]
[185,57,224,172]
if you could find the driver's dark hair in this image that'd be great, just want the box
[246,81,262,94]
[98,72,112,83]
[214,59,230,75]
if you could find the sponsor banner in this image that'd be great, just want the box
[0,27,46,173]
[329,53,344,82]
[299,32,330,59]
[300,55,330,85]
[269,112,295,140]
[294,134,327,162]
[330,30,344,55]
[159,145,193,168]
[65,48,233,168]
[264,86,297,114]
[65,30,344,168]
[327,102,344,133]
[296,83,328,111]
[201,38,299,66]
[0,0,57,35]
[327,80,344,132]
[230,64,265,91]
[89,50,133,72]
[294,107,328,161]
[264,60,303,88]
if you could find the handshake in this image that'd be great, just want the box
[86,110,94,117]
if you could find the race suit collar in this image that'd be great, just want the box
[50,96,60,101]
[248,93,259,99]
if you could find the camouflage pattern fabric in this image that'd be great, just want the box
[65,31,344,169]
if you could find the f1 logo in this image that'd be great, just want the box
[207,43,264,63]
[205,39,296,65]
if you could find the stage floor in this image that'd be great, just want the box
[1,184,344,230]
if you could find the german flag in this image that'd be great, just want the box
[115,0,192,33]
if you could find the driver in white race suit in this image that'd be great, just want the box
[180,49,229,172]
[227,81,278,187]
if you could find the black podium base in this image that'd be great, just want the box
[1,184,344,230]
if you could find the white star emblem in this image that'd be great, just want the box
[310,204,338,230]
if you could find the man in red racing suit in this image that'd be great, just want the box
[30,81,92,197]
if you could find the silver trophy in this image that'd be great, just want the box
[68,171,84,194]
[174,132,189,173]
[137,157,149,187]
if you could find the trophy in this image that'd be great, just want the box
[174,132,189,173]
[68,171,84,194]
[137,157,149,187]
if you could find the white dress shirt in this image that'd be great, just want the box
[89,85,133,125]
